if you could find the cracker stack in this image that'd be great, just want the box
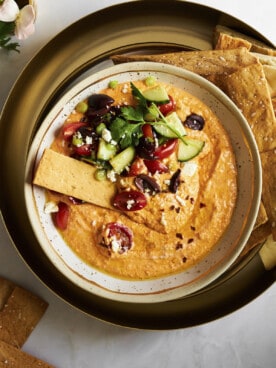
[0,277,54,367]
[111,26,276,257]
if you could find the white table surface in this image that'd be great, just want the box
[0,1,276,367]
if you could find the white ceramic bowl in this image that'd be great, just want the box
[25,62,262,303]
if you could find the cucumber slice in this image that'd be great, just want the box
[177,138,205,162]
[110,146,135,173]
[154,111,187,138]
[97,139,117,161]
[142,85,170,104]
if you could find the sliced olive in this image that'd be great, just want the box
[134,174,161,195]
[169,169,182,193]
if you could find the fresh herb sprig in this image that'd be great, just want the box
[109,82,187,149]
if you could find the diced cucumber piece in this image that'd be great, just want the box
[142,85,170,104]
[177,138,205,162]
[97,139,117,161]
[110,146,135,173]
[154,111,187,138]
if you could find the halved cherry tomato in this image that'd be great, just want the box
[54,202,69,230]
[103,222,133,254]
[113,190,147,211]
[128,157,146,176]
[154,139,178,159]
[158,95,176,116]
[62,122,87,140]
[73,144,92,156]
[142,123,154,139]
[144,159,169,174]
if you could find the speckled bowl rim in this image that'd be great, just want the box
[24,62,262,303]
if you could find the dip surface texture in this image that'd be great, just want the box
[46,80,237,280]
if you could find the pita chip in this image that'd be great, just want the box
[111,48,258,88]
[214,25,276,56]
[261,149,276,240]
[221,62,276,152]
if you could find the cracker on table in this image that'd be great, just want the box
[0,340,54,368]
[221,62,276,152]
[0,279,48,348]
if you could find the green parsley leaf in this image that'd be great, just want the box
[120,105,144,122]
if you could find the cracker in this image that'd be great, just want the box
[0,278,14,310]
[239,221,271,258]
[0,340,54,368]
[33,149,117,209]
[254,201,268,230]
[221,62,276,152]
[261,149,276,240]
[111,48,258,88]
[213,25,276,56]
[0,281,48,348]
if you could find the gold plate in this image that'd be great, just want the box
[0,0,275,329]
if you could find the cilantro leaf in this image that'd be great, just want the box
[120,105,144,122]
[109,117,128,142]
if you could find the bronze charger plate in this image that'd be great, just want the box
[0,0,275,329]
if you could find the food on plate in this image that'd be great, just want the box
[109,28,276,256]
[221,62,276,153]
[213,24,276,56]
[111,48,258,89]
[33,78,237,279]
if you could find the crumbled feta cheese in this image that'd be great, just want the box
[102,128,112,142]
[111,239,121,253]
[107,170,117,182]
[126,199,135,210]
[85,135,93,145]
[44,201,59,214]
[183,162,198,176]
[121,84,129,93]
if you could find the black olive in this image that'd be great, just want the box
[184,114,205,130]
[169,169,181,193]
[87,94,114,109]
[86,94,115,121]
[134,174,161,195]
[136,137,156,159]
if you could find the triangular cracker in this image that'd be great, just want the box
[221,62,276,152]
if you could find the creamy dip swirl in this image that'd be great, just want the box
[47,80,237,280]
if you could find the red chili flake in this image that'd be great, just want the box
[200,202,206,208]
[182,256,187,263]
[188,238,194,244]
[176,233,183,239]
[190,197,194,204]
[170,205,175,210]
[175,207,180,214]
[176,243,183,250]
[190,226,196,231]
